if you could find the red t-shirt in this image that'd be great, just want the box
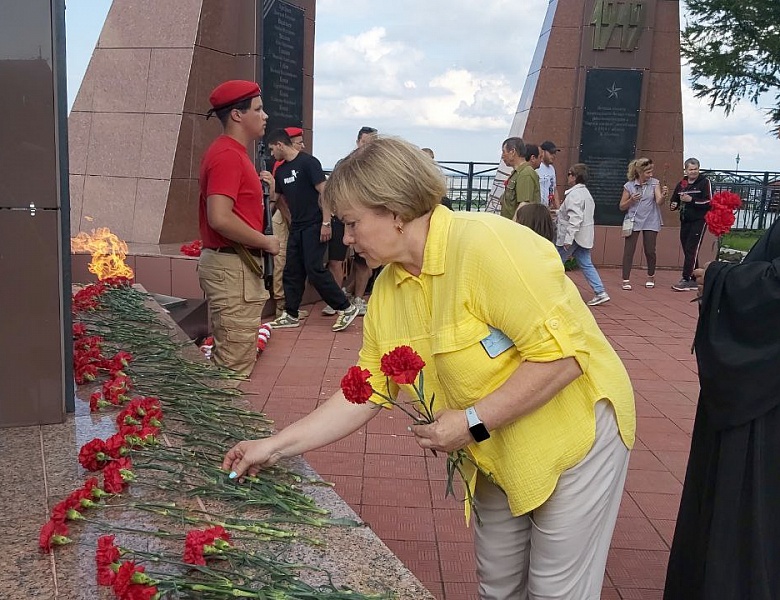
[198,135,265,249]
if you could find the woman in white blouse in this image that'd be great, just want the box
[556,163,609,306]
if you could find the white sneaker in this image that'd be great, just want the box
[332,302,359,332]
[322,305,336,316]
[587,292,610,306]
[354,297,367,316]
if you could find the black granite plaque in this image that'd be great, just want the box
[579,68,643,225]
[261,0,304,135]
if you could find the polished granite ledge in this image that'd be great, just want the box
[0,290,434,599]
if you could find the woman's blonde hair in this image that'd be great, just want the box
[627,157,653,181]
[323,136,446,222]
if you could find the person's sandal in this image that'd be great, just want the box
[622,280,632,290]
[645,277,655,288]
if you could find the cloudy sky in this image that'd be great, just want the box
[65,0,780,171]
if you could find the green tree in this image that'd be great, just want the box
[682,0,780,134]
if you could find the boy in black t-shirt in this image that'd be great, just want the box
[266,129,358,332]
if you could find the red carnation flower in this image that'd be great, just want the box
[340,366,374,404]
[39,519,69,552]
[78,438,109,471]
[96,564,116,587]
[73,477,102,508]
[380,345,426,385]
[137,396,162,416]
[51,501,71,524]
[180,239,203,257]
[104,433,129,459]
[89,391,111,412]
[183,530,209,566]
[183,526,232,565]
[206,525,230,542]
[112,561,157,600]
[706,206,737,236]
[103,464,126,494]
[96,535,121,586]
[112,561,137,596]
[103,457,134,494]
[712,190,742,211]
[72,322,87,337]
[103,276,133,288]
[103,374,133,405]
[109,351,134,374]
[75,363,99,385]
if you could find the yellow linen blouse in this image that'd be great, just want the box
[358,206,635,516]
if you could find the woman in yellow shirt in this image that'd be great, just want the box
[223,137,635,599]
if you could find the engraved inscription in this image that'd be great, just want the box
[579,69,643,226]
[262,0,304,133]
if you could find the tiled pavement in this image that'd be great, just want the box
[244,267,702,600]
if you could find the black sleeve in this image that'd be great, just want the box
[701,177,713,200]
[694,177,712,208]
[694,221,780,429]
[304,154,327,187]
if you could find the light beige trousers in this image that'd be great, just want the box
[272,210,289,310]
[474,400,629,600]
[198,249,269,376]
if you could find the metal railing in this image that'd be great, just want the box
[328,162,780,231]
[438,161,499,212]
[703,169,780,231]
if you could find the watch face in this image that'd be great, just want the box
[469,423,490,443]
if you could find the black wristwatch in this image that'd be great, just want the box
[465,406,490,442]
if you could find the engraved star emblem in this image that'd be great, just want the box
[607,82,622,99]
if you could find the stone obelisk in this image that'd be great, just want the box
[490,0,703,268]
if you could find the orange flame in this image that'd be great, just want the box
[71,228,134,281]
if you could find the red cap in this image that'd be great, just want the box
[284,127,304,138]
[208,80,261,111]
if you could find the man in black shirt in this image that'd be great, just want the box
[266,129,358,332]
[669,158,712,291]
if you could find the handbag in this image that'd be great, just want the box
[621,214,634,238]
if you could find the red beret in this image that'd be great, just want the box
[284,127,304,138]
[208,80,261,111]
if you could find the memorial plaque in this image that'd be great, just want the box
[261,0,304,134]
[579,68,643,225]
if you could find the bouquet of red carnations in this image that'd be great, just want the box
[705,191,742,236]
[341,345,492,523]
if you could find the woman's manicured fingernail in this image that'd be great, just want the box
[407,426,412,432]
[228,471,238,479]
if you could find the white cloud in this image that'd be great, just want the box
[681,75,780,171]
[314,29,521,134]
[316,27,422,99]
[65,0,780,171]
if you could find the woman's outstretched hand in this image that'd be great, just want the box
[222,439,283,480]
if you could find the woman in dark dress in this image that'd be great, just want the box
[664,220,780,600]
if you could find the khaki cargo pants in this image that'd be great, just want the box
[271,210,289,312]
[198,249,269,377]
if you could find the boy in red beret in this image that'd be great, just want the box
[197,80,280,376]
